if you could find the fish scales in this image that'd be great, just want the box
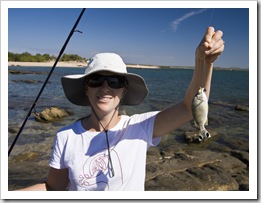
[191,87,211,142]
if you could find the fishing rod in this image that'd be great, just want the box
[8,8,86,156]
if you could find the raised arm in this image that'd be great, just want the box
[154,26,225,137]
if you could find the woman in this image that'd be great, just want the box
[18,26,224,191]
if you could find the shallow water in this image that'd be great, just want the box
[7,66,249,190]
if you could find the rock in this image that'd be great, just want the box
[239,184,249,191]
[8,126,20,134]
[235,105,249,112]
[185,164,239,190]
[11,79,44,84]
[145,150,248,191]
[11,150,44,162]
[147,147,161,162]
[230,150,249,165]
[159,149,175,160]
[233,173,249,191]
[33,107,73,122]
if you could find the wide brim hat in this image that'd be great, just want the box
[61,53,148,106]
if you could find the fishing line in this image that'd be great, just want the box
[201,8,215,88]
[8,8,86,157]
[207,8,215,28]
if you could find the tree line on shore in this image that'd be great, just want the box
[8,52,88,63]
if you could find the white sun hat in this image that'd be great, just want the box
[61,53,149,106]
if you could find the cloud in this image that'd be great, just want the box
[171,9,208,32]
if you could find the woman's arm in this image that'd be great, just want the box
[16,167,69,191]
[153,26,225,137]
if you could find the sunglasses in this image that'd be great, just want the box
[86,74,127,89]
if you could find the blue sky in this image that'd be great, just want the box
[8,6,250,69]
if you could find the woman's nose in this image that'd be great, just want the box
[100,80,110,89]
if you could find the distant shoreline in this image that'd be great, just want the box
[8,61,248,71]
[8,61,86,68]
[8,61,161,69]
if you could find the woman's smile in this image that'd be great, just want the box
[97,95,113,103]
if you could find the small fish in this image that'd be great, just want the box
[191,87,211,142]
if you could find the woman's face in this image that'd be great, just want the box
[85,74,127,116]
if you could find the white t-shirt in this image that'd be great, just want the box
[49,111,160,191]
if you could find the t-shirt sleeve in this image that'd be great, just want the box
[49,132,67,169]
[133,111,161,148]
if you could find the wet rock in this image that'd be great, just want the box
[33,107,73,122]
[230,150,249,165]
[218,136,249,152]
[145,149,248,191]
[11,150,44,162]
[185,164,239,190]
[232,173,249,191]
[147,147,161,162]
[8,126,20,134]
[235,105,249,112]
[159,149,175,160]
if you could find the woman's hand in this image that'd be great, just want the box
[196,26,225,64]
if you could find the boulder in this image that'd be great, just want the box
[235,105,249,112]
[33,107,72,122]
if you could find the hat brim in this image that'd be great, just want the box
[61,69,148,106]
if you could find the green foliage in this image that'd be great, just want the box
[8,52,87,62]
[60,54,87,62]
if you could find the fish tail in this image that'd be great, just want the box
[194,129,211,143]
[201,129,211,139]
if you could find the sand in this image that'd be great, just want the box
[8,61,87,68]
[8,61,160,69]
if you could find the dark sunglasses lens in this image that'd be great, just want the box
[87,77,103,87]
[107,77,125,88]
[87,75,126,89]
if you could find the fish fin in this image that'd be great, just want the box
[205,118,208,126]
[206,103,209,126]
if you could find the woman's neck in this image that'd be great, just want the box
[83,110,121,132]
